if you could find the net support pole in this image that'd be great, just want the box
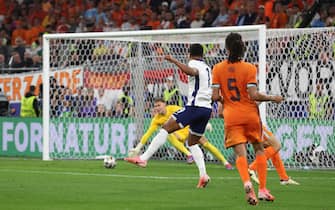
[42,35,51,161]
[133,42,145,140]
[258,25,267,124]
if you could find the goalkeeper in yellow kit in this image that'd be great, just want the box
[128,97,233,170]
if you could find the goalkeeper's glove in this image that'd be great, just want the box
[128,142,144,157]
[205,122,213,132]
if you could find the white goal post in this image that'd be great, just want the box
[42,25,335,169]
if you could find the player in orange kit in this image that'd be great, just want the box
[248,125,300,185]
[212,32,284,205]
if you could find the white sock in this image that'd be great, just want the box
[189,144,207,177]
[140,129,168,161]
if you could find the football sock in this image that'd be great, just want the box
[271,152,289,180]
[249,146,277,170]
[167,134,191,156]
[236,156,250,183]
[189,144,207,176]
[134,143,144,153]
[202,141,228,165]
[140,129,168,161]
[256,154,267,190]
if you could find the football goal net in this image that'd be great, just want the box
[42,25,335,169]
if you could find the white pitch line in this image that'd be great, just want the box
[0,168,335,180]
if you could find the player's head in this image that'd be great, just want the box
[153,97,166,114]
[225,33,245,63]
[189,43,203,58]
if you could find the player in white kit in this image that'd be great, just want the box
[125,44,213,188]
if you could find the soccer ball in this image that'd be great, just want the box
[310,146,325,164]
[104,156,117,169]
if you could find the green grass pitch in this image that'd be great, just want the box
[0,158,334,210]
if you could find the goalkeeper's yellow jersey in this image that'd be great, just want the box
[140,105,189,144]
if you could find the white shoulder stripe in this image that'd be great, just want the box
[247,83,257,88]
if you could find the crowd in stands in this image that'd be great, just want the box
[0,0,334,118]
[0,0,334,71]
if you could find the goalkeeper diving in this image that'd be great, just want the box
[128,97,233,170]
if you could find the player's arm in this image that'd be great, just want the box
[164,55,198,76]
[212,86,223,103]
[247,65,284,103]
[247,86,283,103]
[211,65,223,103]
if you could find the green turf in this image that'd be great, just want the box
[0,158,334,210]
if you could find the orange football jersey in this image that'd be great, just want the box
[212,60,260,126]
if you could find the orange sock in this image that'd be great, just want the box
[256,154,267,190]
[249,160,257,171]
[249,146,277,171]
[271,152,289,180]
[236,156,250,184]
[264,146,277,159]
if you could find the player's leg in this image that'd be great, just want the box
[173,129,194,164]
[128,137,148,157]
[124,117,180,167]
[186,106,212,188]
[271,152,300,185]
[249,127,280,171]
[188,133,210,188]
[233,143,258,205]
[167,133,193,163]
[252,142,275,201]
[250,131,299,185]
[226,125,257,205]
[199,137,233,170]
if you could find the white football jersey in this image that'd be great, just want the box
[186,59,212,109]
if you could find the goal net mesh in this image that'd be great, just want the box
[44,27,335,169]
[266,28,335,168]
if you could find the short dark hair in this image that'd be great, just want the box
[225,33,245,63]
[29,85,36,92]
[189,43,203,57]
[154,97,165,103]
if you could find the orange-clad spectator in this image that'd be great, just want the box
[129,1,145,18]
[269,1,288,28]
[226,0,246,11]
[147,11,161,30]
[286,0,304,10]
[68,1,85,18]
[110,2,125,27]
[42,9,57,28]
[190,0,203,20]
[0,0,6,22]
[264,0,274,20]
[11,22,28,46]
[57,0,70,18]
[27,19,45,45]
[28,3,47,26]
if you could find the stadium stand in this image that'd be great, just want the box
[0,0,334,116]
